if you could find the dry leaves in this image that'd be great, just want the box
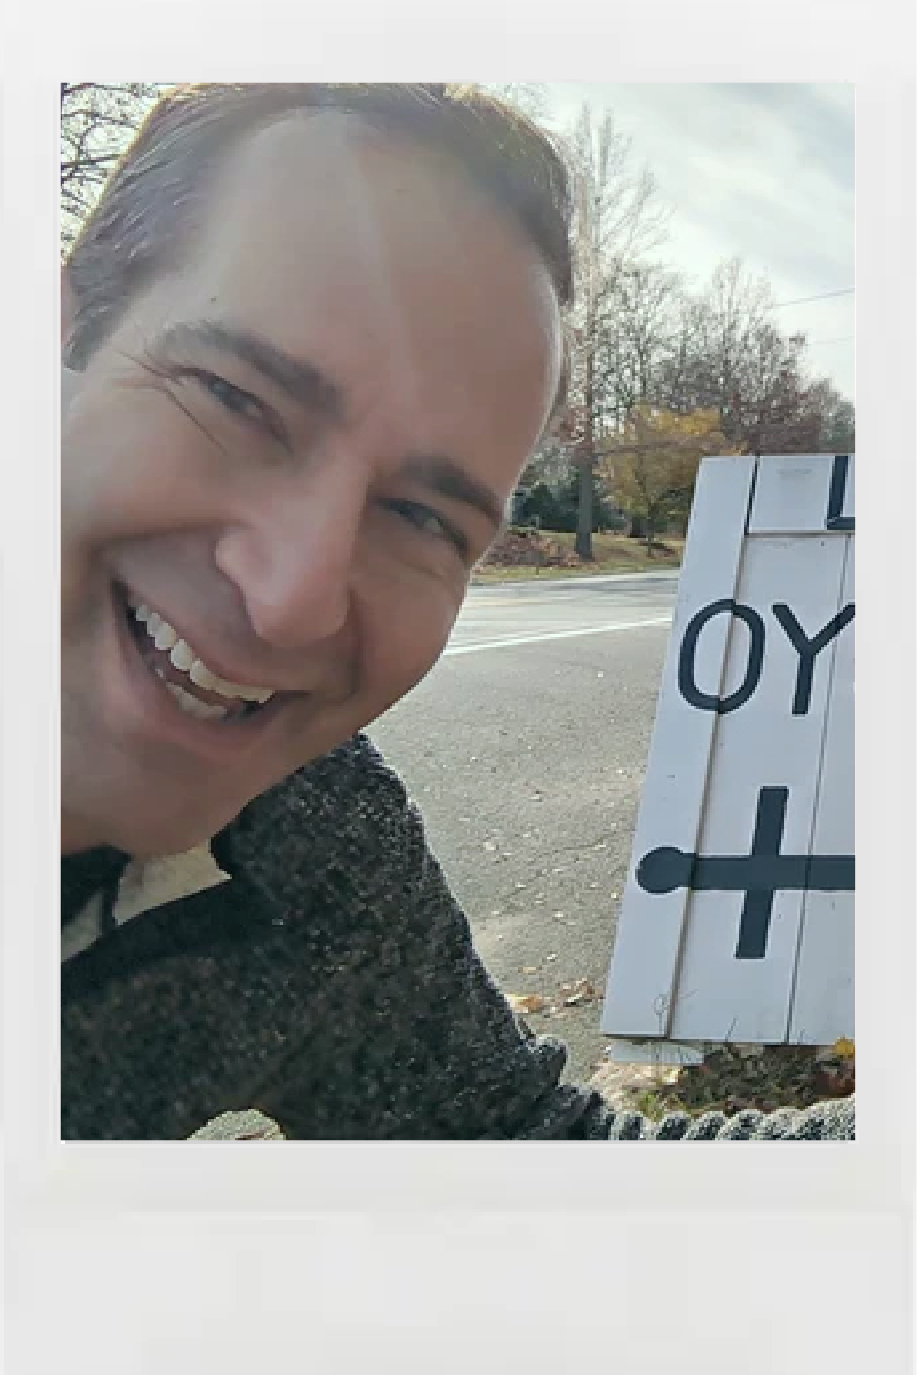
[480,528,582,569]
[508,993,547,1015]
[508,977,599,1021]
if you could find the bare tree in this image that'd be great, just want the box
[61,82,162,252]
[592,260,682,428]
[561,104,669,559]
[486,83,550,122]
[663,258,855,455]
[690,258,775,416]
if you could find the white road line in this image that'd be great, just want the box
[444,615,672,657]
[469,570,680,592]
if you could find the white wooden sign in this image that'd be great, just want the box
[600,453,854,1047]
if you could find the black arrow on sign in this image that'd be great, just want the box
[636,786,855,959]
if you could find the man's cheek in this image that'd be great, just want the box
[368,616,454,710]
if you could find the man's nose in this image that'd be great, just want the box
[214,463,365,649]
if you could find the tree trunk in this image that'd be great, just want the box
[575,346,595,561]
[575,458,594,560]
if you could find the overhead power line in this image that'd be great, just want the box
[771,288,855,309]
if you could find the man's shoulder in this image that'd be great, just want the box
[212,733,419,900]
[219,733,402,840]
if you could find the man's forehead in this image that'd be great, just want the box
[208,108,458,218]
[185,106,561,356]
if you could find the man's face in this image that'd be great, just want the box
[61,113,561,856]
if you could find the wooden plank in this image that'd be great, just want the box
[748,454,855,537]
[600,454,756,1037]
[604,1040,704,1067]
[787,538,855,1044]
[668,535,849,1042]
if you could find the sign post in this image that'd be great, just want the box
[600,454,855,1054]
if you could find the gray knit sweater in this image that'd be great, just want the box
[61,734,854,1140]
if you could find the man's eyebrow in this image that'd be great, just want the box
[155,320,348,424]
[403,455,505,530]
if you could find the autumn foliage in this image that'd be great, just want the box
[599,406,740,546]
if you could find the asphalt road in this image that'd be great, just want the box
[369,571,679,1085]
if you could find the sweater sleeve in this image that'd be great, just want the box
[215,736,854,1142]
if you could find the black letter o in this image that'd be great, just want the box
[678,599,765,713]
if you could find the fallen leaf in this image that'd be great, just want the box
[508,993,546,1015]
[562,978,596,1007]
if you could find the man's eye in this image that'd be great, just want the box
[195,371,267,425]
[174,366,290,446]
[384,499,467,555]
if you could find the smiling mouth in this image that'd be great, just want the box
[117,586,278,725]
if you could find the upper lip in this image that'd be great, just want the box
[122,586,296,696]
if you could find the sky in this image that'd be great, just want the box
[539,83,855,403]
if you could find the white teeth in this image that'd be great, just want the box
[154,621,178,652]
[212,674,240,699]
[198,701,232,720]
[132,599,276,708]
[169,639,195,672]
[165,680,230,721]
[194,666,272,705]
[214,681,273,703]
[190,658,218,691]
[238,685,274,704]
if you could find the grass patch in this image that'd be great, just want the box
[473,531,684,583]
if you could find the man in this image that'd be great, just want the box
[61,83,853,1140]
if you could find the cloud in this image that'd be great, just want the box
[718,83,854,193]
[542,83,855,399]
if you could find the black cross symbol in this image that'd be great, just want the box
[636,786,855,959]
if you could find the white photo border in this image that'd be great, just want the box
[3,2,914,1369]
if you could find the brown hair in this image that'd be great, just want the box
[64,82,574,404]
